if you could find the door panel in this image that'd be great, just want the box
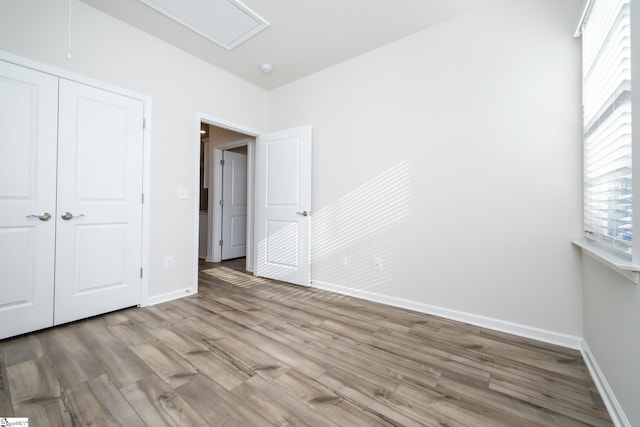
[230,216,247,247]
[76,97,129,200]
[266,137,300,206]
[221,150,247,260]
[255,125,311,286]
[0,61,58,339]
[0,228,36,305]
[265,220,299,267]
[54,79,144,325]
[75,224,127,293]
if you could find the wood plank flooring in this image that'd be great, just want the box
[0,258,612,426]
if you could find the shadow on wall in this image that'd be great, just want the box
[311,159,413,294]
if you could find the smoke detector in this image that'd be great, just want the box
[260,63,273,74]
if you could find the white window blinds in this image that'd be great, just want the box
[582,0,632,253]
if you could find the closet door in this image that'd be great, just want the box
[54,80,144,325]
[0,61,58,339]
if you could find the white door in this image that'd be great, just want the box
[221,150,247,260]
[0,62,58,339]
[54,79,144,325]
[255,125,311,286]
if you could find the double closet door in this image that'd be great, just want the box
[0,60,144,340]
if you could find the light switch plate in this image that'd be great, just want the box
[177,187,190,199]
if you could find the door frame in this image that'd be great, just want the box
[194,114,260,289]
[212,140,252,263]
[0,50,153,307]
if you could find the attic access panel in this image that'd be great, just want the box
[138,0,269,50]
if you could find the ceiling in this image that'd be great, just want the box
[79,0,492,90]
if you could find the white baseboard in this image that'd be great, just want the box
[145,278,626,425]
[580,341,631,427]
[311,280,635,423]
[311,280,583,350]
[146,288,195,306]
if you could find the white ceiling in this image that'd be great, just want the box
[79,0,492,90]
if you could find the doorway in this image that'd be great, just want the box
[196,118,257,280]
[193,115,312,292]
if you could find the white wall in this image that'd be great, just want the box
[0,0,268,300]
[582,257,640,426]
[580,5,640,424]
[269,0,584,336]
[0,0,585,336]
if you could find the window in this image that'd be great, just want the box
[581,0,632,254]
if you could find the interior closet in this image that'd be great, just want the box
[0,60,145,339]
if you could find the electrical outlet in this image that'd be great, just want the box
[339,254,348,266]
[373,257,382,272]
[164,256,173,270]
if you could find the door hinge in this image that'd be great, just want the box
[219,239,223,246]
[143,118,146,129]
[220,159,224,166]
[219,199,224,206]
[140,268,143,278]
[141,193,144,204]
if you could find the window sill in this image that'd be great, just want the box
[572,239,640,284]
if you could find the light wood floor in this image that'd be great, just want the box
[0,258,612,426]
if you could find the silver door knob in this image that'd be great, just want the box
[26,212,51,221]
[61,212,85,221]
[296,211,310,217]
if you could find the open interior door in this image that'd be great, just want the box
[255,125,311,286]
[221,150,248,260]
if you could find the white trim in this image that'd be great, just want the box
[0,49,153,309]
[311,280,583,350]
[140,92,152,306]
[574,0,593,37]
[199,114,261,138]
[246,141,255,272]
[581,341,631,427]
[211,147,223,263]
[191,117,202,297]
[572,240,640,284]
[205,139,216,263]
[137,0,269,51]
[631,0,640,267]
[147,288,195,306]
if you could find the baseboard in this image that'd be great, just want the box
[311,280,583,350]
[580,341,631,427]
[146,288,195,306]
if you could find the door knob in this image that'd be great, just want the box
[296,211,310,217]
[61,212,85,221]
[26,212,52,221]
